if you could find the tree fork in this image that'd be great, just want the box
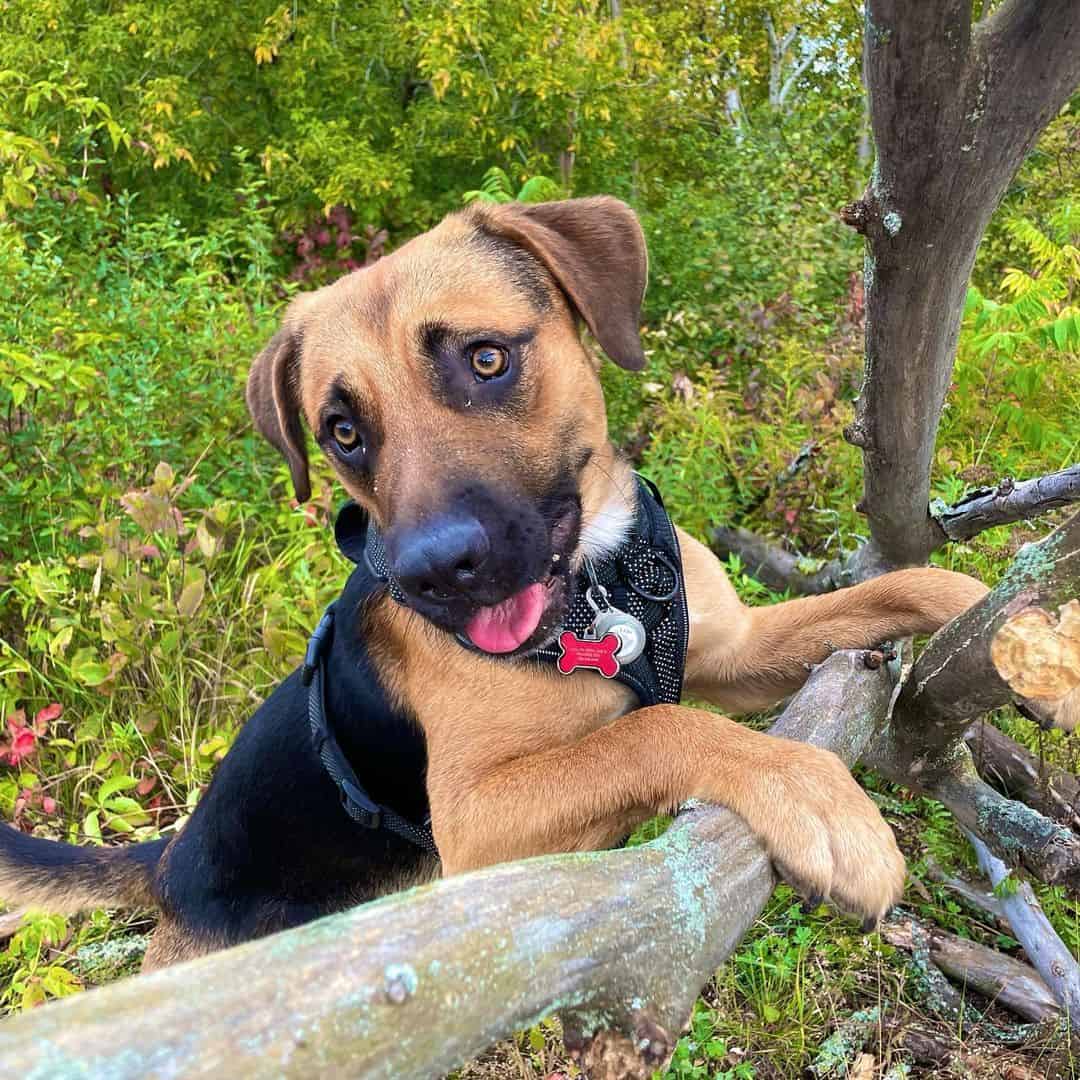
[711,468,1080,596]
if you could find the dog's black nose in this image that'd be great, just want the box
[390,516,491,602]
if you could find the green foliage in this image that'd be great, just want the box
[0,912,81,1011]
[462,166,563,205]
[953,203,1080,456]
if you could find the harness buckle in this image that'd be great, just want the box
[339,776,382,829]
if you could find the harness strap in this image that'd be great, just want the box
[349,474,690,708]
[302,606,438,856]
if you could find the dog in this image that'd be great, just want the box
[0,196,988,970]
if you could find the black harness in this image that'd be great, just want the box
[303,474,689,855]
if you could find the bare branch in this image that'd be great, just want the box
[777,41,823,109]
[969,831,1080,1023]
[979,0,1080,167]
[932,465,1080,542]
[882,915,1061,1023]
[711,468,1079,595]
[905,765,1080,889]
[0,652,895,1080]
[924,858,1011,928]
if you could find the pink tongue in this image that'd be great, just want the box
[465,583,547,654]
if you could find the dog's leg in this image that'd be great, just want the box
[428,704,906,922]
[679,531,988,713]
[142,918,223,972]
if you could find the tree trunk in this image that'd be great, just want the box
[848,0,1080,570]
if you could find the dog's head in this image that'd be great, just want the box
[247,196,647,656]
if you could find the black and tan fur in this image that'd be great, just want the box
[0,198,989,969]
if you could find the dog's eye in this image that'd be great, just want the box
[332,419,362,454]
[468,344,510,381]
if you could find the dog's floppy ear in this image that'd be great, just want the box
[479,196,648,371]
[246,310,310,503]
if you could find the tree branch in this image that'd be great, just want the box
[889,508,1080,751]
[858,509,1080,885]
[932,465,1080,542]
[980,0,1080,166]
[0,652,895,1080]
[882,915,1061,1023]
[892,763,1080,889]
[711,467,1079,595]
[965,720,1080,831]
[969,831,1080,1023]
[777,42,823,109]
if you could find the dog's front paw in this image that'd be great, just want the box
[740,741,906,927]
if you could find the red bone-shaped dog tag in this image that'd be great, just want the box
[557,631,621,679]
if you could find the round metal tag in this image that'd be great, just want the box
[589,609,646,664]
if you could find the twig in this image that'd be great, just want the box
[924,857,1010,929]
[710,525,889,595]
[882,915,1060,1023]
[967,831,1080,1024]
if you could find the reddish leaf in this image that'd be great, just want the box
[34,703,62,728]
[8,727,37,764]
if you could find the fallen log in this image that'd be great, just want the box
[0,651,895,1080]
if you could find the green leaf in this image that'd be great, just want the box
[82,810,101,842]
[517,176,562,203]
[1052,315,1069,351]
[177,570,206,618]
[70,647,111,687]
[97,774,139,802]
[103,813,135,833]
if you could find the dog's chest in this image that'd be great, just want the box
[404,633,640,759]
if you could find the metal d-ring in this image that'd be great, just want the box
[627,549,680,603]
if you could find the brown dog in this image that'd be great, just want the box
[249,197,984,912]
[0,197,988,967]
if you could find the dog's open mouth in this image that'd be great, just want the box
[464,578,558,654]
